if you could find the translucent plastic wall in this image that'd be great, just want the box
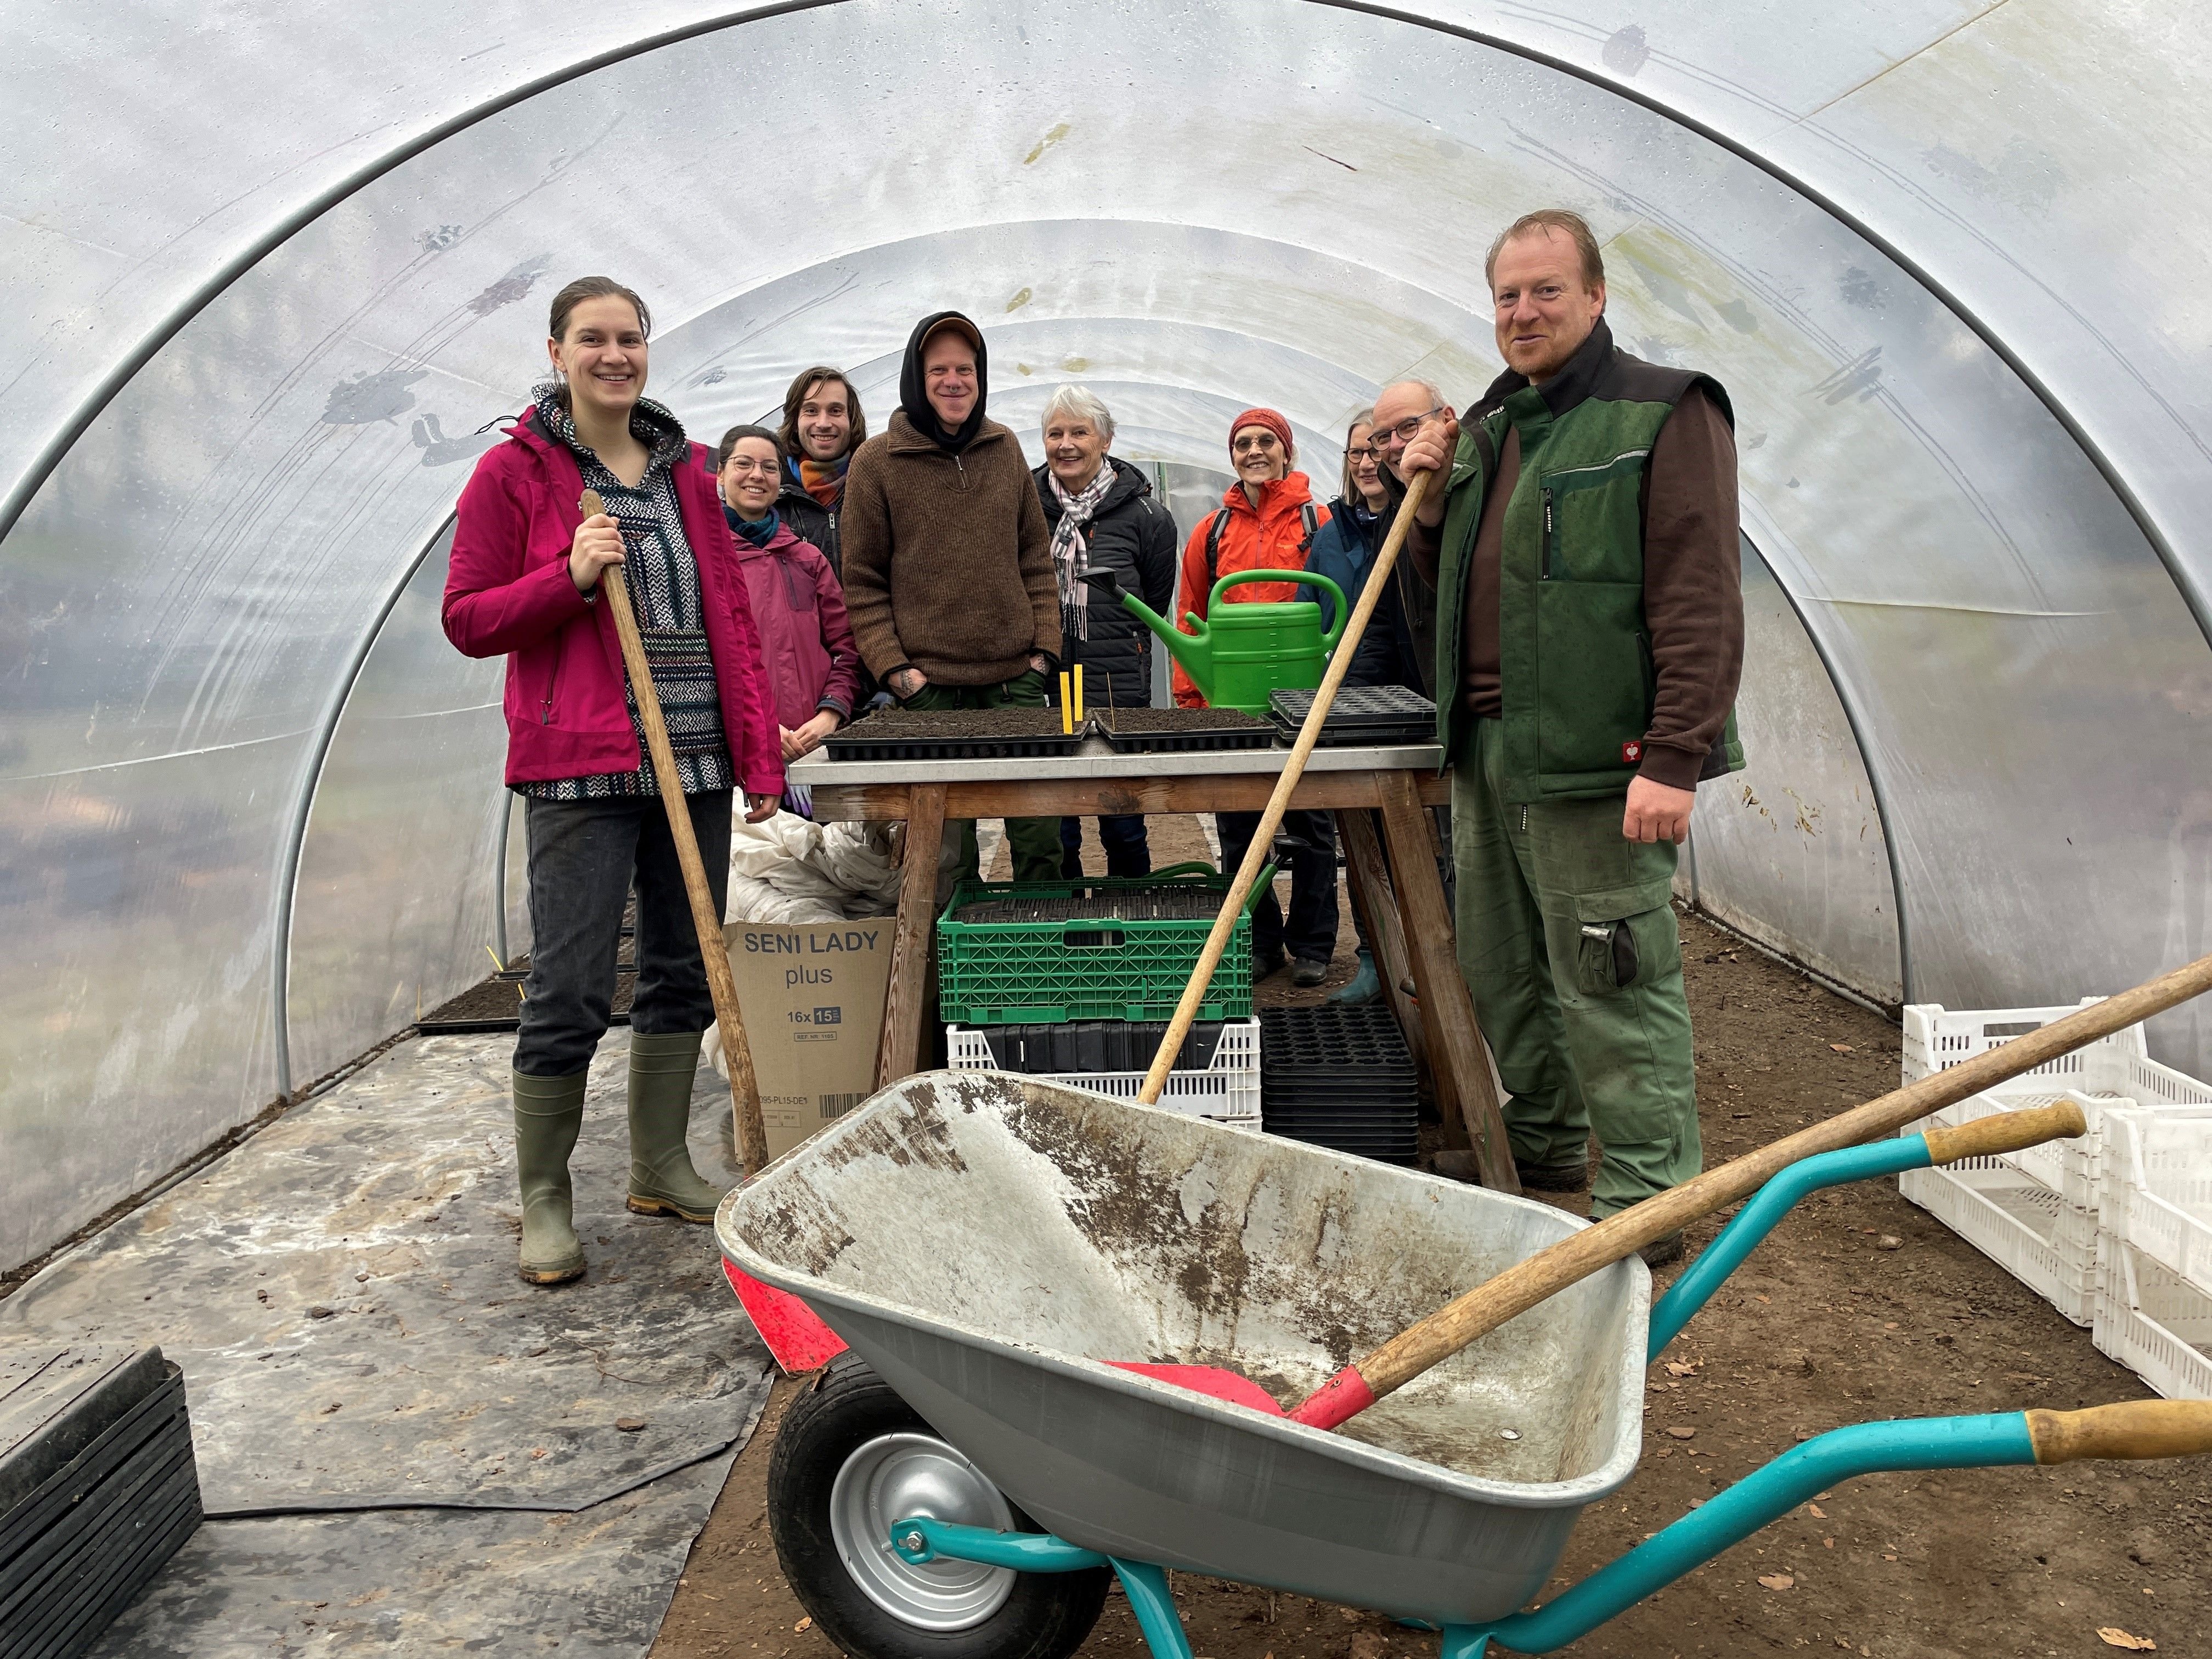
[6,0,2210,1271]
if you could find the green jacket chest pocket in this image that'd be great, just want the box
[1540,450,1649,584]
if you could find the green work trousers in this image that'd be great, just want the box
[904,671,1064,883]
[1452,718,1702,1216]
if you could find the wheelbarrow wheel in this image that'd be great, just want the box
[769,1353,1110,1659]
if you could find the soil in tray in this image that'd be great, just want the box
[833,706,1071,740]
[1098,707,1269,734]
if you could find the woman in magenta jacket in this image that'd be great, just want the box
[443,276,782,1286]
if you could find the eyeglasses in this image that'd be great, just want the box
[722,458,780,475]
[1345,445,1382,462]
[1373,407,1447,445]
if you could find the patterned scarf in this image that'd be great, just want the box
[795,453,847,509]
[1048,459,1117,642]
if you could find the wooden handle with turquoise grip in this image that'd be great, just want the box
[1922,1099,2088,1165]
[2027,1401,2212,1463]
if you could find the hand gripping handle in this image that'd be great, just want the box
[2027,1400,2212,1464]
[1922,1099,2087,1165]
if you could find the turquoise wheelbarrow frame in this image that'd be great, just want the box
[887,1115,2212,1657]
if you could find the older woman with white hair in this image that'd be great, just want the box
[1031,385,1180,877]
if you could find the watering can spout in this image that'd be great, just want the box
[1084,568,1215,700]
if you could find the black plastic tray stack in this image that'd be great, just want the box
[1,1347,201,1658]
[823,710,1085,761]
[1268,685,1437,747]
[1259,1005,1419,1164]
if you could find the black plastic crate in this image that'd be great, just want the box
[975,1020,1225,1075]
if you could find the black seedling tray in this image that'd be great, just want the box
[1096,708,1274,754]
[1271,720,1436,749]
[1270,685,1438,726]
[825,731,1086,760]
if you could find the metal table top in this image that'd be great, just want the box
[788,735,1444,788]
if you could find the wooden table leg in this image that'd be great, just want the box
[1378,772,1520,1193]
[874,785,947,1090]
[1339,810,1441,1129]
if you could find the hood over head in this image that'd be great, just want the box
[899,311,989,453]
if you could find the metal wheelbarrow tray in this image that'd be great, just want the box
[719,1070,1647,1626]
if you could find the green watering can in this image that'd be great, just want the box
[1086,567,1347,715]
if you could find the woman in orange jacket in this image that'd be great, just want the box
[1174,408,1340,986]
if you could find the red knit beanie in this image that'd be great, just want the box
[1229,407,1294,457]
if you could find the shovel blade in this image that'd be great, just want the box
[1108,1361,1287,1415]
[723,1259,849,1372]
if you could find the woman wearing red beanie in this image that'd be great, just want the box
[1172,407,1340,987]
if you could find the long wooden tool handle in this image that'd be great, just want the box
[1137,469,1431,1104]
[2027,1400,2212,1464]
[1289,952,2212,1429]
[581,490,771,1177]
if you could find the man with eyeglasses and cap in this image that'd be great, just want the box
[1396,210,1746,1264]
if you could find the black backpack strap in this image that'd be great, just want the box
[1204,509,1231,589]
[1298,502,1319,557]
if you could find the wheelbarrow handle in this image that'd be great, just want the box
[1646,1099,2089,1359]
[1459,1404,2212,1656]
[1924,1098,2087,1164]
[2028,1400,2212,1464]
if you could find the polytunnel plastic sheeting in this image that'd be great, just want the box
[1686,540,1900,1006]
[5,0,2212,1273]
[284,529,512,1086]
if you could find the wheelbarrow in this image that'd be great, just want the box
[717,1071,2212,1659]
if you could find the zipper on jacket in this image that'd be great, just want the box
[953,455,969,492]
[539,653,561,725]
[1541,488,1555,579]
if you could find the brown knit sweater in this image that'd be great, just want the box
[839,411,1062,686]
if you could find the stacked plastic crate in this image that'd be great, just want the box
[939,868,1261,1127]
[2096,1105,2212,1397]
[1898,1001,2212,1386]
[1258,1006,1421,1164]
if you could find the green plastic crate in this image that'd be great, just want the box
[935,863,1256,1025]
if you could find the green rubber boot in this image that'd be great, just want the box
[512,1070,588,1285]
[625,1031,727,1223]
[1328,947,1382,1007]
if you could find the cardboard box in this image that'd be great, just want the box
[725,920,894,1161]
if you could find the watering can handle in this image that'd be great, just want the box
[1121,859,1279,915]
[1204,568,1350,649]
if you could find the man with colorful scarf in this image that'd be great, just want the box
[1032,385,1179,877]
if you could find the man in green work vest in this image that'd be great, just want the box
[1397,209,1745,1264]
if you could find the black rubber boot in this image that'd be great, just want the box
[625,1031,727,1223]
[512,1069,588,1285]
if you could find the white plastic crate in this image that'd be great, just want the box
[1901,998,2147,1090]
[945,1019,1261,1126]
[1898,1161,2099,1325]
[2099,1107,2212,1284]
[2094,1234,2212,1400]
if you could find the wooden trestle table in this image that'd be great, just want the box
[785,737,1519,1190]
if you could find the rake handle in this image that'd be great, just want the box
[581,490,770,1177]
[1290,952,2212,1428]
[1136,469,1430,1105]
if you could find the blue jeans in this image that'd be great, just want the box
[1216,809,1338,966]
[516,789,732,1077]
[1059,815,1151,880]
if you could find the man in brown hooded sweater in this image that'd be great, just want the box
[840,311,1064,880]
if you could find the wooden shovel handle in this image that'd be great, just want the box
[1291,954,2212,1427]
[580,489,770,1176]
[1136,469,1431,1105]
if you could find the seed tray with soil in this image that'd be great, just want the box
[821,705,1086,760]
[1097,705,1274,753]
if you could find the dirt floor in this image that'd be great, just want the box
[647,816,2210,1659]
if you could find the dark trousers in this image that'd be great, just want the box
[1216,809,1338,966]
[516,789,733,1078]
[1059,815,1151,880]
